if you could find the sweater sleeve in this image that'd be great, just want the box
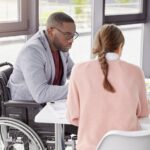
[66,66,80,126]
[136,69,149,118]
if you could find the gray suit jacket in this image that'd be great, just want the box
[8,30,74,103]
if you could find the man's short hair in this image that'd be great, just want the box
[46,12,75,29]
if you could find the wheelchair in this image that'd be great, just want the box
[0,62,77,150]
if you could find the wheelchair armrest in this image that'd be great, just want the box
[4,100,42,107]
[2,100,44,123]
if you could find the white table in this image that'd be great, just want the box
[35,100,69,150]
[35,100,150,150]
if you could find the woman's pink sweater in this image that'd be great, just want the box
[67,59,149,150]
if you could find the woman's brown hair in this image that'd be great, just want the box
[92,24,125,93]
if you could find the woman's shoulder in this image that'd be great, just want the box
[73,59,98,70]
[71,60,99,76]
[120,60,144,75]
[120,60,140,69]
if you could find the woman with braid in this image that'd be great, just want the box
[66,24,149,150]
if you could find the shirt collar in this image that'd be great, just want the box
[105,52,119,61]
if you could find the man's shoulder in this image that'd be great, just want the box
[20,31,47,55]
[26,31,44,47]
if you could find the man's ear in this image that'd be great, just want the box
[47,27,54,35]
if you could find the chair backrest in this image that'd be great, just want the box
[96,130,150,150]
[0,62,13,115]
[0,62,13,102]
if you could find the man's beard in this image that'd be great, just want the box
[53,38,70,52]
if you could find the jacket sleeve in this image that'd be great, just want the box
[66,66,80,126]
[19,45,68,103]
[136,69,149,118]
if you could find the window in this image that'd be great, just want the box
[104,0,147,25]
[0,0,38,63]
[92,0,146,66]
[0,36,26,64]
[0,0,38,37]
[0,0,19,22]
[105,0,143,15]
[120,24,143,66]
[39,0,91,33]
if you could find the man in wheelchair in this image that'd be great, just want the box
[0,11,78,150]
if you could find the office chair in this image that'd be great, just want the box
[96,130,150,150]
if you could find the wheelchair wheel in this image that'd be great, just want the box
[0,117,45,150]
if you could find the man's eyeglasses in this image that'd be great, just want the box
[53,27,79,40]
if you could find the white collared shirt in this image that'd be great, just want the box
[105,52,119,61]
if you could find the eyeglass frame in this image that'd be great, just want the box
[52,27,79,40]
